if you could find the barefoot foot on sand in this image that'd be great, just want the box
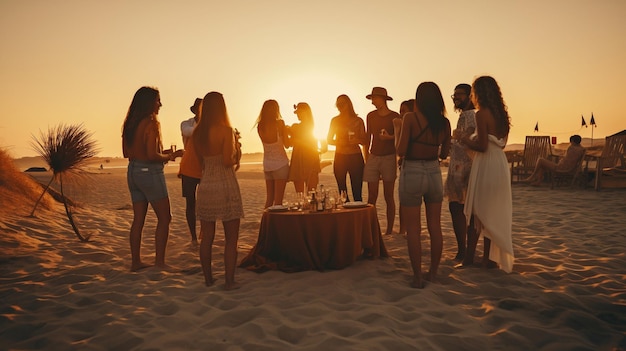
[224,282,241,291]
[424,271,438,283]
[205,277,217,287]
[482,260,498,269]
[131,262,153,272]
[454,262,473,269]
[410,279,425,289]
[153,263,177,272]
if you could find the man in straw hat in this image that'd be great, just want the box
[364,87,401,235]
[178,97,203,245]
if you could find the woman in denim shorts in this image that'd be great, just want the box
[396,82,451,289]
[122,86,183,272]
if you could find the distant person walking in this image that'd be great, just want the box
[178,97,202,245]
[458,76,514,273]
[192,91,244,290]
[364,87,400,235]
[444,84,477,264]
[396,82,451,288]
[326,94,367,202]
[256,99,290,208]
[121,86,183,271]
[288,102,321,193]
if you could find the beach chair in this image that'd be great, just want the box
[550,149,586,189]
[510,136,552,182]
[587,134,626,191]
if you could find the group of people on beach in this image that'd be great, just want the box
[121,75,515,290]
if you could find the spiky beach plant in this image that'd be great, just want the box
[30,123,99,242]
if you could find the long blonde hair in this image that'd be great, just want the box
[192,91,231,157]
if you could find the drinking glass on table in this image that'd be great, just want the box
[328,189,338,209]
[339,190,347,206]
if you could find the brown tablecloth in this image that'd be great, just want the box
[239,205,388,272]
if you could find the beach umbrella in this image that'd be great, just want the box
[582,115,587,127]
[534,122,539,132]
[29,123,99,242]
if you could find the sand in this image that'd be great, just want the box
[1,157,625,350]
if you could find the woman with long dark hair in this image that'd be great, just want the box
[396,82,451,288]
[326,94,366,202]
[122,86,182,271]
[458,76,514,273]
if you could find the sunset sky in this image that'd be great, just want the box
[1,0,624,158]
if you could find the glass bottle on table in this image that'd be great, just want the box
[316,185,325,212]
[310,190,318,213]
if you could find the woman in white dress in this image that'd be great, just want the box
[457,76,514,273]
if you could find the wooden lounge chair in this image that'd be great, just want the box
[587,134,626,191]
[510,136,552,182]
[550,149,586,189]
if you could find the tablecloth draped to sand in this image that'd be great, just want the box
[240,205,388,272]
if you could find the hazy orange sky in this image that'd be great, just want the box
[1,1,624,158]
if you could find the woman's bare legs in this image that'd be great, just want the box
[449,201,467,261]
[199,220,216,286]
[223,218,241,290]
[461,215,478,267]
[424,201,443,282]
[150,197,172,269]
[273,179,287,206]
[184,196,198,244]
[403,205,424,288]
[525,158,556,184]
[482,237,498,268]
[383,181,396,235]
[130,201,151,271]
[398,204,406,235]
[264,179,275,208]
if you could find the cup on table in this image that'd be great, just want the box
[339,190,347,206]
[328,189,338,209]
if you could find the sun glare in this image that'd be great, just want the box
[267,71,364,143]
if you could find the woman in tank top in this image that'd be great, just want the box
[396,82,451,288]
[256,100,290,208]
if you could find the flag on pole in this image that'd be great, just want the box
[590,113,596,126]
[581,115,587,127]
[534,122,539,132]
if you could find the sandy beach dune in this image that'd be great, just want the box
[1,155,625,350]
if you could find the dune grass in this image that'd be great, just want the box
[29,124,98,242]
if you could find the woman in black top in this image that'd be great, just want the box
[396,82,451,288]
